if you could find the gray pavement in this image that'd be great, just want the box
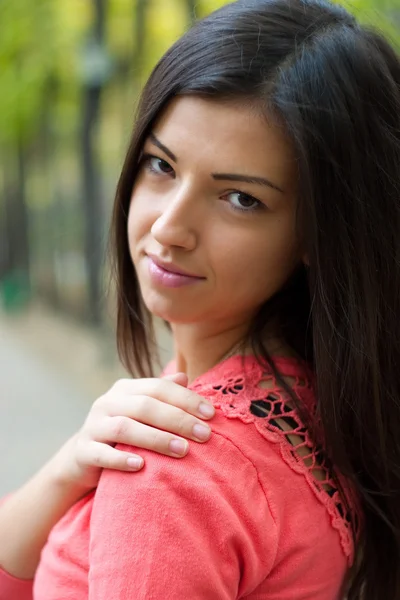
[0,304,173,496]
[0,317,91,496]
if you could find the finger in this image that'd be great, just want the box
[112,378,215,420]
[101,397,212,443]
[163,372,188,387]
[84,441,144,471]
[97,416,193,458]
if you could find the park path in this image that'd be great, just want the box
[0,304,123,497]
[0,311,92,495]
[0,304,172,496]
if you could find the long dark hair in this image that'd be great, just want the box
[111,1,400,596]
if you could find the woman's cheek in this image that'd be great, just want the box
[128,194,152,251]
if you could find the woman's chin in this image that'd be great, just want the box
[143,295,199,324]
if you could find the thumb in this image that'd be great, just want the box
[163,372,189,387]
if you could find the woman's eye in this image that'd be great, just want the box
[226,191,263,212]
[144,155,174,176]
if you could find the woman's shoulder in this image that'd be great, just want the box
[186,354,358,568]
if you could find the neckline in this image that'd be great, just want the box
[171,353,310,389]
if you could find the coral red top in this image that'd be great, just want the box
[0,355,358,600]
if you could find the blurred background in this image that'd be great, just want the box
[0,0,399,494]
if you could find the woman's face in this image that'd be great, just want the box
[128,96,300,328]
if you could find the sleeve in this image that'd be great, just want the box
[88,429,278,600]
[0,497,33,600]
[0,568,33,600]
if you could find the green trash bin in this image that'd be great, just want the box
[0,270,30,312]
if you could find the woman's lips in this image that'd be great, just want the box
[146,256,206,288]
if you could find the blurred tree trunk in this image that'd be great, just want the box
[81,0,107,325]
[133,0,147,70]
[41,75,60,308]
[186,0,197,23]
[15,137,30,281]
[3,139,30,281]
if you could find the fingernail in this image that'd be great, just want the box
[192,423,211,441]
[127,457,143,470]
[169,439,188,456]
[198,402,215,418]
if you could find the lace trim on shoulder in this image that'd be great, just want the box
[190,356,358,566]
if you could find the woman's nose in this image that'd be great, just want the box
[150,188,198,251]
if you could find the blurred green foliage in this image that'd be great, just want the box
[0,1,89,146]
[0,0,398,151]
[0,0,398,319]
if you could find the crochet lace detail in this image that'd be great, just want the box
[189,355,358,565]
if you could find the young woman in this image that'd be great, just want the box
[1,0,400,597]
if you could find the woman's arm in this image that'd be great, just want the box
[0,373,215,584]
[0,440,89,579]
[88,425,277,600]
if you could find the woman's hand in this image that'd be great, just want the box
[52,373,215,492]
[0,373,215,581]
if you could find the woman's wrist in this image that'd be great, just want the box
[0,439,91,580]
[44,434,92,497]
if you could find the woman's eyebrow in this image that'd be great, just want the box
[148,132,284,194]
[149,133,177,162]
[212,173,284,193]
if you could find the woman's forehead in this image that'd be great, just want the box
[149,96,296,185]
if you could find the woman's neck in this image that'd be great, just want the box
[170,319,291,384]
[172,323,248,384]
